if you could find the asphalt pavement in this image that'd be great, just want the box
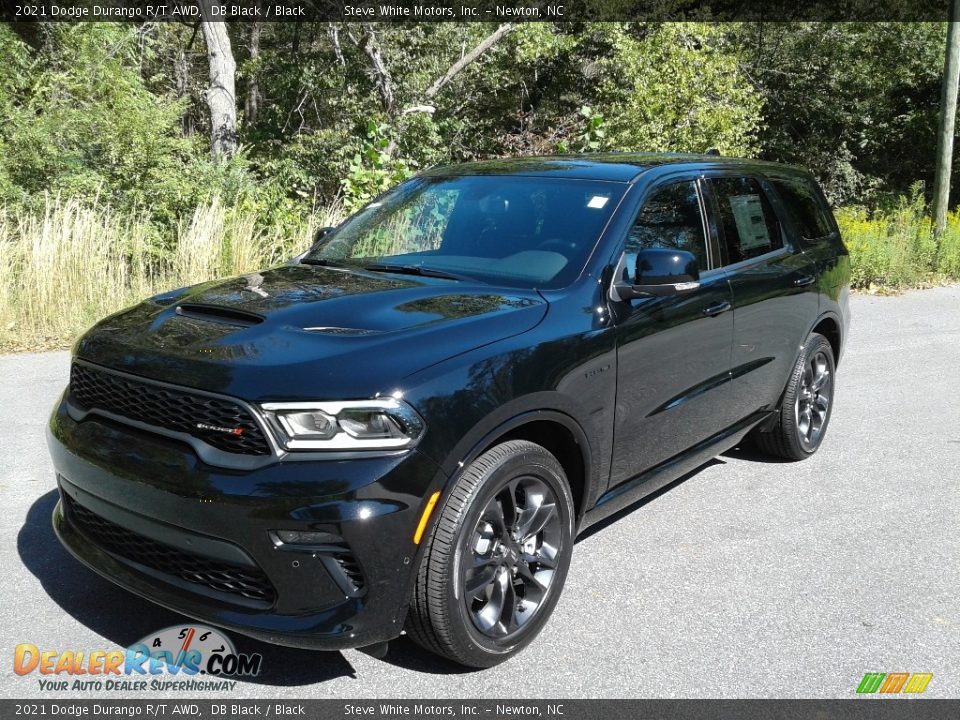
[2,286,958,699]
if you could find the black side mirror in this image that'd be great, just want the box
[612,248,701,301]
[289,227,337,265]
[312,226,336,244]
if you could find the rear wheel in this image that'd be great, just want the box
[405,440,575,667]
[753,332,836,460]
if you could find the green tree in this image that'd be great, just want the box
[735,22,946,205]
[598,24,761,155]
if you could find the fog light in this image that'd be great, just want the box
[273,530,342,546]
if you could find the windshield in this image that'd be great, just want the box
[307,175,626,289]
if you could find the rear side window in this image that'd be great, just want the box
[710,177,782,265]
[770,178,834,240]
[626,181,708,271]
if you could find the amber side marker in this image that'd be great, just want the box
[414,491,442,545]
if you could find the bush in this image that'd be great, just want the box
[937,211,960,278]
[836,189,960,290]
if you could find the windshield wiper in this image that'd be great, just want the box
[299,257,348,268]
[362,263,468,281]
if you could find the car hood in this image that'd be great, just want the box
[74,264,548,401]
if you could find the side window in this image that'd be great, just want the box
[627,181,708,271]
[711,177,783,265]
[770,178,833,240]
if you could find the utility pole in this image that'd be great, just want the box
[933,1,960,236]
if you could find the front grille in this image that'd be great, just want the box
[64,495,276,606]
[70,362,271,456]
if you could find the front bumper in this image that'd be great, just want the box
[47,397,445,650]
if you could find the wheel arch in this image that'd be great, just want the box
[759,311,843,431]
[438,407,597,528]
[810,313,843,367]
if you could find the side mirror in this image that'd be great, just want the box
[612,248,701,301]
[312,226,336,244]
[289,227,337,265]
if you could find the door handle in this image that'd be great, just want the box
[702,300,731,317]
[793,274,816,287]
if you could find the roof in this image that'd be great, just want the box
[419,153,807,183]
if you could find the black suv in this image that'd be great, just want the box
[48,154,849,667]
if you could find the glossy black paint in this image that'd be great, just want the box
[635,248,700,286]
[48,154,850,651]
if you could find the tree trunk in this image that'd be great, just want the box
[199,2,238,160]
[174,47,194,136]
[360,25,394,114]
[423,23,514,101]
[245,5,262,126]
[383,23,515,155]
[933,2,960,236]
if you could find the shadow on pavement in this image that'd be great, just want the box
[722,441,797,464]
[377,636,476,675]
[18,490,358,687]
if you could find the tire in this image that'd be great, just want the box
[405,440,575,668]
[752,332,836,461]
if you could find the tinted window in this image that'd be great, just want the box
[626,181,708,271]
[771,178,833,239]
[310,176,625,290]
[711,177,782,265]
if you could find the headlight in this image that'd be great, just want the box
[260,398,425,451]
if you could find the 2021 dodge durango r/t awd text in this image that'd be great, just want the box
[48,154,850,667]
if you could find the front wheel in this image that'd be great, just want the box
[405,440,575,667]
[752,332,836,461]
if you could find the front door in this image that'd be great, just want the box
[609,179,736,487]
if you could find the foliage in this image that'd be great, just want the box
[2,26,201,222]
[733,22,946,206]
[598,24,761,155]
[557,106,607,153]
[340,121,413,212]
[836,186,960,290]
[1,20,959,353]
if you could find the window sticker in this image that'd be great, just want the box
[587,195,610,209]
[729,194,771,250]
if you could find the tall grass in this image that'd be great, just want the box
[836,192,960,290]
[0,196,342,352]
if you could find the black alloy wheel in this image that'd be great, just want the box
[462,474,564,639]
[405,440,575,667]
[795,347,833,452]
[752,332,836,461]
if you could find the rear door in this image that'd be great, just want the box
[704,175,820,422]
[609,178,736,486]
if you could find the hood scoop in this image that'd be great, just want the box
[175,304,265,328]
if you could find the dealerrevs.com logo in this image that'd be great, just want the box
[14,625,262,692]
[856,672,933,695]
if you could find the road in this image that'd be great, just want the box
[2,286,958,699]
